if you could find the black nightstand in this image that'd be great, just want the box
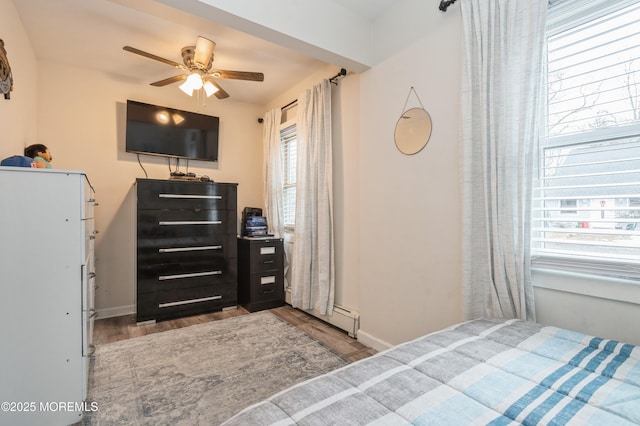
[237,237,285,312]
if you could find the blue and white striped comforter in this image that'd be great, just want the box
[223,318,640,425]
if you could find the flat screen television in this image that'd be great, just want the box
[125,100,219,162]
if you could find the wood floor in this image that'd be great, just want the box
[93,304,377,363]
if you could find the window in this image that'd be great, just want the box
[533,0,640,275]
[281,123,297,227]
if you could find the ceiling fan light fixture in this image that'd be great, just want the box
[179,72,203,96]
[179,81,194,96]
[203,80,218,97]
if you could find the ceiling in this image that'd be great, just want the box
[13,0,396,105]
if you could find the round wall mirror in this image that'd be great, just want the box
[394,107,432,155]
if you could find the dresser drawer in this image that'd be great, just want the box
[137,234,237,259]
[137,179,237,210]
[137,282,237,322]
[138,209,237,237]
[137,258,237,294]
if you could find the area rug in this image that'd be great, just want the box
[82,311,348,425]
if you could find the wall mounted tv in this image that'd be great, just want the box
[125,100,219,162]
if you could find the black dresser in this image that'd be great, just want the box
[238,237,285,312]
[136,178,238,322]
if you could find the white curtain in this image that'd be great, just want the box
[291,80,335,315]
[262,108,285,238]
[262,108,289,287]
[460,0,547,320]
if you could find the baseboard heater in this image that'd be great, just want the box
[285,289,359,338]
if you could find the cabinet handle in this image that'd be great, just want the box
[88,272,97,278]
[159,194,222,200]
[159,270,222,280]
[159,295,222,308]
[260,276,276,285]
[159,245,222,253]
[159,221,222,226]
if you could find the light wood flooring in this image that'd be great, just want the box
[93,305,377,363]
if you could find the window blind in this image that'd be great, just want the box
[280,124,297,227]
[533,0,640,272]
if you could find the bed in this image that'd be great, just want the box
[222,318,640,425]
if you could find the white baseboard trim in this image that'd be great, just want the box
[284,289,360,337]
[97,305,135,319]
[356,329,393,352]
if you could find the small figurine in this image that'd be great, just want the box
[24,144,53,168]
[0,39,13,100]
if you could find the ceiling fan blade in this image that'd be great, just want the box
[209,70,264,81]
[194,36,215,68]
[123,46,185,70]
[204,76,230,99]
[150,74,187,87]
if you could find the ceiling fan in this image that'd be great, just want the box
[123,36,264,99]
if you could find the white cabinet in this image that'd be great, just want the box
[0,167,96,426]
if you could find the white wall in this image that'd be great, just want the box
[0,0,38,156]
[533,269,640,346]
[358,7,465,349]
[36,60,265,317]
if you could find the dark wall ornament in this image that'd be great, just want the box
[0,39,13,100]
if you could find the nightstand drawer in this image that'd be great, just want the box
[248,239,284,272]
[249,273,284,303]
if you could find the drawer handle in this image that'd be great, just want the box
[159,295,222,308]
[263,289,275,294]
[159,221,222,226]
[263,260,274,264]
[159,271,222,280]
[87,344,96,357]
[159,245,222,253]
[89,309,98,319]
[260,276,276,285]
[88,272,97,278]
[159,194,222,200]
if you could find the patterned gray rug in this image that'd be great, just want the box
[83,310,347,425]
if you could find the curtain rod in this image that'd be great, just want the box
[439,0,551,13]
[439,0,458,12]
[329,68,347,84]
[281,99,297,111]
[280,68,347,111]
